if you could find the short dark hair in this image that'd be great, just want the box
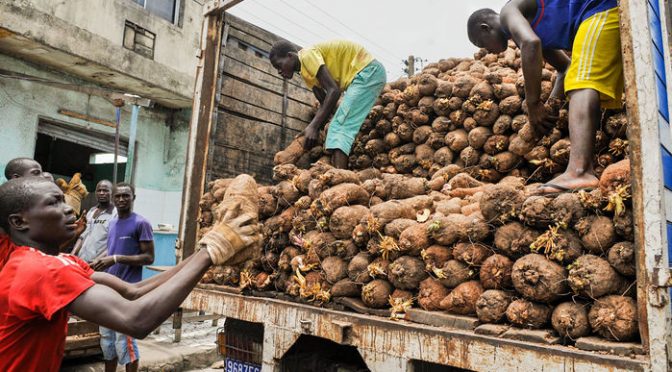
[113,182,135,195]
[0,177,52,231]
[4,158,39,180]
[269,40,298,61]
[97,179,112,188]
[467,8,498,43]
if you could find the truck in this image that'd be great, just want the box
[176,1,672,370]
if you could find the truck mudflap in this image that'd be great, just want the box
[185,288,649,371]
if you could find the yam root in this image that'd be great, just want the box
[480,254,514,289]
[361,279,393,308]
[506,299,552,329]
[568,255,627,298]
[440,280,484,315]
[476,289,513,323]
[588,295,638,341]
[388,256,428,290]
[511,254,569,303]
[551,302,591,340]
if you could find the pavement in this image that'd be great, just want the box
[61,315,223,372]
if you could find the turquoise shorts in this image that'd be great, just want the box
[325,60,387,155]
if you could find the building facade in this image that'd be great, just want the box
[0,0,204,228]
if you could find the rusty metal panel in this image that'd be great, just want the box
[184,289,650,371]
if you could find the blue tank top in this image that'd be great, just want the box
[529,0,618,50]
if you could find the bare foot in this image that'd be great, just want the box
[536,172,599,195]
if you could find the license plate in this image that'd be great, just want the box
[225,358,261,372]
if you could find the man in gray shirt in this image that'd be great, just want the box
[73,180,116,262]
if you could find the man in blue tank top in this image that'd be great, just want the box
[467,0,622,194]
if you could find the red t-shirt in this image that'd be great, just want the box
[0,246,95,372]
[0,233,14,270]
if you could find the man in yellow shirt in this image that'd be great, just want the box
[270,40,387,168]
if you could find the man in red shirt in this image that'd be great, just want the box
[0,177,260,371]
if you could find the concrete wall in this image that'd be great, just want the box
[0,0,202,102]
[28,0,201,78]
[0,54,188,228]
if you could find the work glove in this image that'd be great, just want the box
[57,173,89,216]
[199,203,262,265]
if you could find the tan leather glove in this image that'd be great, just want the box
[199,204,261,265]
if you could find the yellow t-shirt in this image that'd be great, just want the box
[298,40,374,91]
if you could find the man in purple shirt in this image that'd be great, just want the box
[91,182,154,372]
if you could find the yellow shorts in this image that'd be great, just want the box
[565,7,623,109]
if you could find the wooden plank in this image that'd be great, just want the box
[64,335,101,351]
[218,95,308,132]
[211,146,274,183]
[221,52,313,102]
[214,111,301,153]
[215,111,284,153]
[226,26,273,54]
[225,13,292,51]
[223,44,308,91]
[220,76,313,122]
[177,12,224,259]
[67,320,99,336]
[57,109,117,128]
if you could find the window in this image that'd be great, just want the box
[124,21,156,59]
[132,0,180,24]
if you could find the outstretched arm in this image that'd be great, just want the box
[304,66,340,150]
[68,249,212,339]
[91,240,154,271]
[91,252,198,300]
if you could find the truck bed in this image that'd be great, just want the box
[184,286,649,371]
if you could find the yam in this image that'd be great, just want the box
[476,290,513,323]
[348,252,373,284]
[608,242,635,277]
[520,196,554,228]
[453,242,492,266]
[361,280,393,308]
[418,278,449,311]
[388,256,428,290]
[428,214,490,246]
[483,135,510,155]
[511,254,569,303]
[468,127,493,149]
[433,259,475,288]
[552,302,591,340]
[480,254,514,289]
[321,256,348,284]
[275,136,305,165]
[398,223,430,255]
[473,100,500,126]
[446,129,469,152]
[440,280,484,315]
[568,255,627,298]
[574,216,616,254]
[331,278,361,298]
[506,299,552,329]
[329,205,370,240]
[588,295,638,341]
[480,184,525,224]
[317,183,369,213]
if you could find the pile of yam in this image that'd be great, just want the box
[198,45,638,346]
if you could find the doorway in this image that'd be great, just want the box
[34,119,129,211]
